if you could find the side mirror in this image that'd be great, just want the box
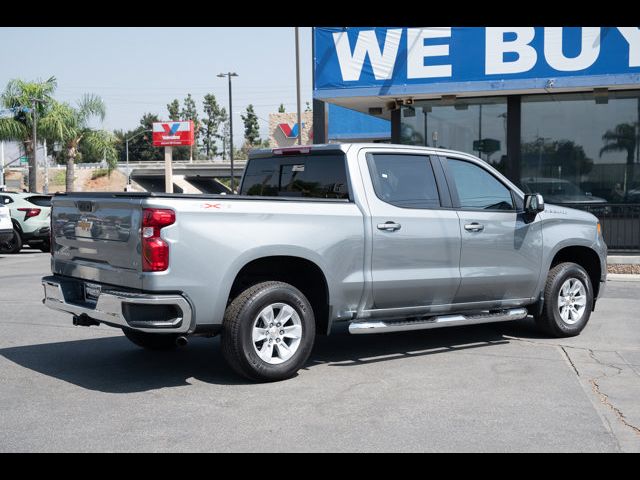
[524,193,544,219]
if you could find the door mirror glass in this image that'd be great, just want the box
[524,193,545,214]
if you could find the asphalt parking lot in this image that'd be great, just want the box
[1,250,639,452]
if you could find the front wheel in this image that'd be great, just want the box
[534,262,594,337]
[0,229,22,254]
[221,281,316,382]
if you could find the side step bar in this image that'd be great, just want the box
[348,308,528,335]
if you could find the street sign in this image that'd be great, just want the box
[152,121,194,147]
[0,106,32,118]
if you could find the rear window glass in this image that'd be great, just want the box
[240,154,349,199]
[26,195,51,207]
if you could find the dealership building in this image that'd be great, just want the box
[311,27,640,251]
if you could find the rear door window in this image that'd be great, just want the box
[367,154,441,209]
[240,154,349,199]
[26,195,52,207]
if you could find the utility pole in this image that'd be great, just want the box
[43,139,49,194]
[30,98,38,192]
[0,141,5,190]
[295,27,302,145]
[218,72,238,193]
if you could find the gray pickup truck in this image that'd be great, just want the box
[42,144,607,382]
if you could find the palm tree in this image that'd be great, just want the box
[0,77,57,191]
[39,94,106,192]
[600,122,639,193]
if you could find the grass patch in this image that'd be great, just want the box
[91,168,110,180]
[52,170,66,185]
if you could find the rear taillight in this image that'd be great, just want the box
[17,207,41,220]
[141,208,175,272]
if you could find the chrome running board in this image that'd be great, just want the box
[348,308,528,335]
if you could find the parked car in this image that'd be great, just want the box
[0,192,51,253]
[0,204,13,246]
[42,144,607,382]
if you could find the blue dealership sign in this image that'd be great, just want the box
[314,27,640,98]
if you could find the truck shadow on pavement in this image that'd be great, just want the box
[0,318,550,393]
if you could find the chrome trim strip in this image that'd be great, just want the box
[42,278,194,334]
[348,308,528,334]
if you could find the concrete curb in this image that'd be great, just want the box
[608,255,640,265]
[607,273,640,282]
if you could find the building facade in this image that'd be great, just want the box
[313,27,640,251]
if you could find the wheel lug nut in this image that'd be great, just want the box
[280,330,284,335]
[276,323,281,327]
[276,338,280,343]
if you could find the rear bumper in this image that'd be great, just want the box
[42,275,195,334]
[22,226,50,243]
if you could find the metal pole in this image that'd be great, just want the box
[229,74,235,193]
[295,27,302,145]
[30,99,37,192]
[165,146,173,193]
[126,137,130,188]
[43,139,49,194]
[0,141,5,190]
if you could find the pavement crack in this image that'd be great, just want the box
[560,346,580,376]
[588,349,640,437]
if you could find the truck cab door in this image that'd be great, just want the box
[441,156,543,306]
[359,150,461,318]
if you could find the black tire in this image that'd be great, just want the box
[534,262,594,337]
[39,241,51,253]
[221,281,316,382]
[0,229,22,254]
[122,328,179,350]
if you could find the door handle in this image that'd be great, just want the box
[377,221,401,232]
[464,222,484,232]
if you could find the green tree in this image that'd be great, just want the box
[600,122,639,191]
[0,77,58,191]
[114,113,163,164]
[167,99,180,121]
[221,119,230,161]
[278,104,286,113]
[241,104,260,147]
[181,93,200,160]
[39,93,106,192]
[202,94,225,159]
[83,130,118,171]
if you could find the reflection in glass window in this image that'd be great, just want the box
[368,154,440,209]
[447,158,514,210]
[521,91,640,204]
[400,97,508,174]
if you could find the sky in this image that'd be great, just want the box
[0,27,313,158]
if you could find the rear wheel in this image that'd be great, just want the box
[121,328,179,350]
[38,241,51,253]
[221,281,316,382]
[0,229,22,254]
[534,262,593,337]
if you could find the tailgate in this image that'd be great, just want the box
[51,195,143,289]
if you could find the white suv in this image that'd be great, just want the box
[0,192,51,253]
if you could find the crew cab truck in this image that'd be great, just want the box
[42,144,607,382]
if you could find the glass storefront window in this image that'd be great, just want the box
[521,91,640,204]
[400,97,508,174]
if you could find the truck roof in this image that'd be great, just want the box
[248,143,481,159]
